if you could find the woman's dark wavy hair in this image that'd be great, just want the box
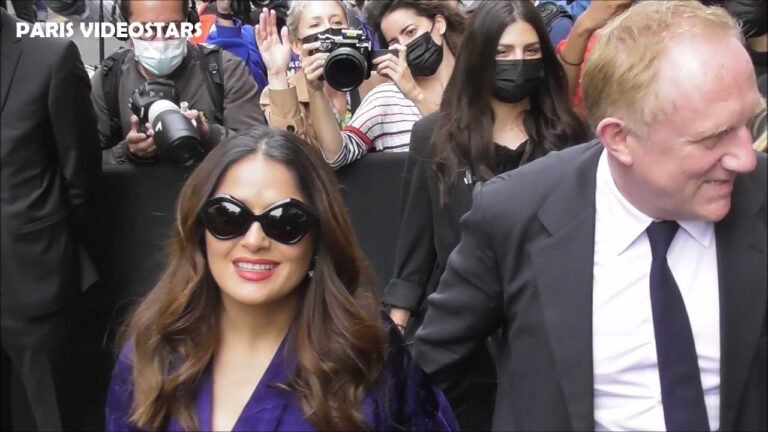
[119,127,388,431]
[363,0,466,56]
[433,0,589,205]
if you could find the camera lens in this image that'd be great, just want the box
[148,100,204,166]
[324,48,368,92]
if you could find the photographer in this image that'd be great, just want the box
[256,1,382,159]
[258,0,464,169]
[91,0,266,165]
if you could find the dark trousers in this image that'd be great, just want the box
[0,286,112,431]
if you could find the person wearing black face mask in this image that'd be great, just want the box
[364,1,462,117]
[404,21,445,77]
[290,0,467,170]
[382,2,589,430]
[493,57,546,103]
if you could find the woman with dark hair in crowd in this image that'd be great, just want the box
[383,1,590,429]
[305,0,466,168]
[104,127,459,431]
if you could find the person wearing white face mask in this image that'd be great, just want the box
[131,32,189,77]
[90,0,267,165]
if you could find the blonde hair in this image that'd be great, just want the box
[582,1,743,133]
[286,0,348,39]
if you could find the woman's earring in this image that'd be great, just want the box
[307,256,317,279]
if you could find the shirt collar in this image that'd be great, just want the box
[596,149,652,255]
[596,150,714,254]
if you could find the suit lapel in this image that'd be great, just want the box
[716,167,767,430]
[1,11,23,112]
[529,142,603,431]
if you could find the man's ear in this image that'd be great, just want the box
[596,117,634,167]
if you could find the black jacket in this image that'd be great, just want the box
[415,142,767,431]
[382,113,475,321]
[1,9,101,318]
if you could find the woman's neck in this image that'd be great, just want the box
[491,98,530,149]
[217,292,300,355]
[490,98,529,130]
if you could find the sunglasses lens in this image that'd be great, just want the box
[261,204,314,244]
[203,200,249,239]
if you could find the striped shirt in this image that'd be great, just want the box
[329,83,421,169]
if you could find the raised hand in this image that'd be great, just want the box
[579,0,633,32]
[254,8,292,76]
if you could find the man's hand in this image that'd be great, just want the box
[579,0,633,32]
[389,307,412,334]
[126,115,157,158]
[183,109,210,141]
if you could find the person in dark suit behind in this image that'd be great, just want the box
[1,8,102,431]
[383,1,589,429]
[414,1,766,431]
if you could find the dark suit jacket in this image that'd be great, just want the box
[1,9,101,319]
[414,140,767,431]
[382,113,475,321]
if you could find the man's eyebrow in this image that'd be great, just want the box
[688,124,731,142]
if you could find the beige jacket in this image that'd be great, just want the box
[259,71,321,147]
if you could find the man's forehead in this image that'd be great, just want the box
[130,0,186,21]
[656,36,751,98]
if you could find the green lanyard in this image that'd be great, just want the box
[332,92,353,129]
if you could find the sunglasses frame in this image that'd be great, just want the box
[200,194,319,244]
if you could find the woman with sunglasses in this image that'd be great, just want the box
[385,1,590,430]
[104,128,459,431]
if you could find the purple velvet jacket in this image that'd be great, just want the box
[105,321,459,431]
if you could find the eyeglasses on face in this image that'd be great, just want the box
[200,195,318,245]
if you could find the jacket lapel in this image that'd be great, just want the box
[232,334,297,432]
[716,166,767,430]
[1,10,23,112]
[529,142,603,431]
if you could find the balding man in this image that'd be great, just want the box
[414,1,766,430]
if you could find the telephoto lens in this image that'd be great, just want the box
[148,100,205,167]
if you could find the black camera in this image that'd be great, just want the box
[129,80,204,166]
[312,28,397,92]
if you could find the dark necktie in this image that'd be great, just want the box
[647,221,710,431]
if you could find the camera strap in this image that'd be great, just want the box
[197,44,225,126]
[349,87,361,116]
[101,47,131,143]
